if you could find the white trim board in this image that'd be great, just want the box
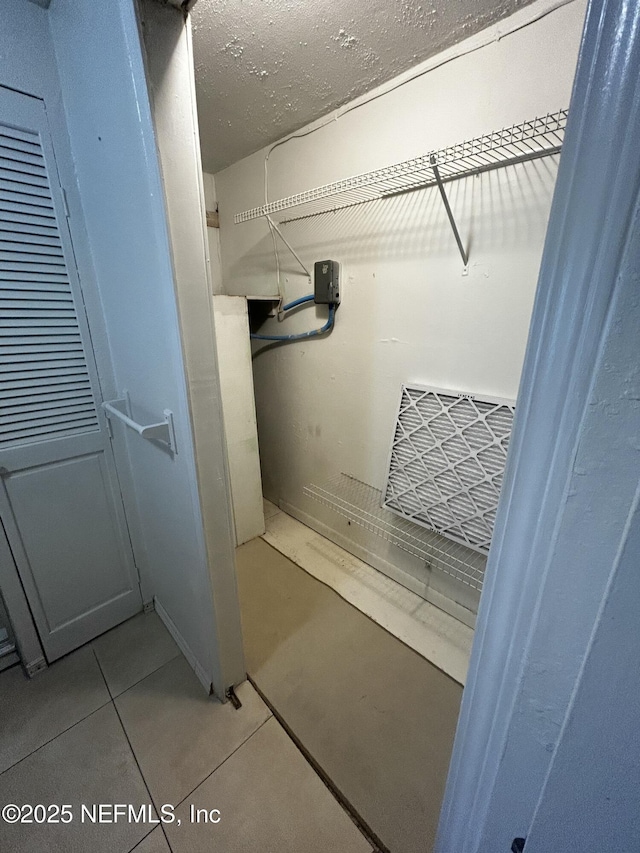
[154,598,214,695]
[436,1,640,848]
[261,501,473,686]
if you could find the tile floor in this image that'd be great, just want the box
[0,611,372,853]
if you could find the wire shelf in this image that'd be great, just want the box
[235,110,567,225]
[304,473,487,592]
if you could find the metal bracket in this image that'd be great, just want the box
[102,393,177,454]
[430,155,469,268]
[225,685,243,709]
[25,656,48,678]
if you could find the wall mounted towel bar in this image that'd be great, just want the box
[102,396,177,454]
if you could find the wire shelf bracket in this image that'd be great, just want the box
[234,110,567,265]
[430,154,468,267]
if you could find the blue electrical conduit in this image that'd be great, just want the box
[281,294,315,312]
[251,303,336,341]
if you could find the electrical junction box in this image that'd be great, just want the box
[314,260,340,305]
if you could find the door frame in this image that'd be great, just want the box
[436,0,640,849]
[0,520,46,675]
[134,0,246,696]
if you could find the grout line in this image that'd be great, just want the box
[170,714,273,812]
[0,700,113,779]
[128,826,168,852]
[106,649,182,701]
[91,644,110,695]
[0,662,113,779]
[91,612,182,700]
[106,643,274,822]
[93,648,175,853]
[0,615,180,778]
[94,631,275,819]
[247,674,388,853]
[257,533,464,688]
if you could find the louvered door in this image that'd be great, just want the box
[0,86,141,661]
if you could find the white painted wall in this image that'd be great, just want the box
[203,173,224,296]
[212,296,265,545]
[437,0,640,844]
[214,0,587,612]
[203,175,265,546]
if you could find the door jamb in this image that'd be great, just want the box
[0,516,47,676]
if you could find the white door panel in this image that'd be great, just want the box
[1,454,137,656]
[0,85,141,661]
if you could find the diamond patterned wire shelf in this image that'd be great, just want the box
[304,473,487,591]
[383,385,515,553]
[235,110,567,224]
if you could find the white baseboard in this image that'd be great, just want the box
[154,598,213,695]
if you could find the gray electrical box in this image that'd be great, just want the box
[314,260,340,305]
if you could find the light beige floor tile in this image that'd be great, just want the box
[92,611,180,698]
[0,645,109,774]
[166,717,371,853]
[236,537,462,853]
[0,704,154,853]
[132,827,171,852]
[115,656,271,807]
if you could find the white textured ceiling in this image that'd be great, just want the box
[192,0,538,173]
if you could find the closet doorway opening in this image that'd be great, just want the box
[188,0,587,851]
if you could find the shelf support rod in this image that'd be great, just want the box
[430,155,468,267]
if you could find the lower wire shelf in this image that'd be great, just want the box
[303,473,487,592]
